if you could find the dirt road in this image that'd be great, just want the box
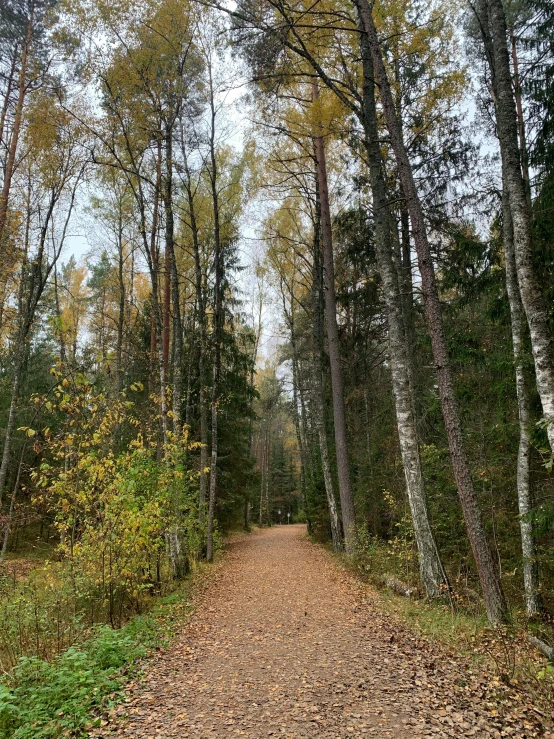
[98,525,546,738]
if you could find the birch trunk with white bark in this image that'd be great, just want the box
[353,0,508,624]
[360,37,447,598]
[477,0,554,454]
[502,184,542,615]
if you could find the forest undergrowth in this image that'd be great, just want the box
[343,536,554,718]
[0,553,211,739]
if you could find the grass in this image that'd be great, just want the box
[377,587,489,650]
[0,575,198,739]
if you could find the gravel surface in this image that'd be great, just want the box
[95,524,549,738]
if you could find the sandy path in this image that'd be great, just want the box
[98,525,546,738]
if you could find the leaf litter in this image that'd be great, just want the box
[91,525,551,738]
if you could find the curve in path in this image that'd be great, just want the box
[100,524,545,738]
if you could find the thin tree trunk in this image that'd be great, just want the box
[0,14,32,249]
[164,131,183,435]
[354,0,508,624]
[289,309,308,512]
[184,320,195,428]
[360,38,447,598]
[206,67,223,563]
[476,0,554,455]
[502,184,542,616]
[53,264,66,364]
[246,288,263,529]
[194,239,208,518]
[312,82,356,553]
[0,351,24,508]
[148,146,161,396]
[264,417,272,525]
[116,210,125,393]
[162,254,171,385]
[0,45,19,173]
[259,428,266,526]
[311,204,343,552]
[0,456,22,564]
[508,26,531,204]
[163,129,186,576]
[181,142,209,517]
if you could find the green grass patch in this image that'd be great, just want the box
[377,587,488,650]
[0,579,195,739]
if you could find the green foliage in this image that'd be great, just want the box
[0,613,161,738]
[0,370,204,675]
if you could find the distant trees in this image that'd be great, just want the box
[232,0,554,624]
[0,0,554,632]
[0,0,258,579]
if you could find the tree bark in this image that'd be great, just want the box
[476,0,554,454]
[353,0,508,624]
[0,351,24,508]
[0,456,22,564]
[206,68,223,562]
[148,143,161,397]
[288,299,308,513]
[0,44,19,176]
[164,130,183,435]
[311,201,343,552]
[360,37,447,598]
[502,183,542,616]
[0,13,33,251]
[312,82,356,553]
[508,26,530,204]
[259,427,266,526]
[180,136,209,518]
[116,208,125,393]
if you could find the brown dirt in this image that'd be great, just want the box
[95,525,549,738]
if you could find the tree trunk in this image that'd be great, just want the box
[311,203,343,552]
[264,418,271,524]
[312,82,356,553]
[508,26,530,204]
[290,312,308,513]
[360,38,447,598]
[148,144,161,397]
[477,0,554,454]
[0,456,22,564]
[0,14,32,250]
[353,0,508,624]
[164,131,183,435]
[181,144,209,518]
[116,210,125,394]
[162,253,171,386]
[206,71,223,562]
[502,183,542,616]
[259,428,266,526]
[53,264,67,365]
[0,351,24,508]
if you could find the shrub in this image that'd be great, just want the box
[0,619,158,739]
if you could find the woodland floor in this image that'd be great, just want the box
[93,525,551,739]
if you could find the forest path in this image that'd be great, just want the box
[98,525,544,738]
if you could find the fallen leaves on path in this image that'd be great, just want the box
[91,525,551,738]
